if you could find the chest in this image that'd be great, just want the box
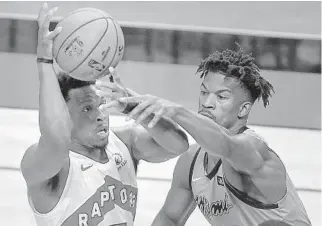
[75,148,137,191]
[191,158,236,221]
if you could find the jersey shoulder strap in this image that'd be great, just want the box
[189,147,201,190]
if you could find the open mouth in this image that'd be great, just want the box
[97,126,108,136]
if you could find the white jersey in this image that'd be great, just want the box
[189,127,311,226]
[28,130,138,226]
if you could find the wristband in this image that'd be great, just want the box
[121,102,139,114]
[37,58,54,64]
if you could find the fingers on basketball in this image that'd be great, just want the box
[38,5,60,40]
[47,26,62,40]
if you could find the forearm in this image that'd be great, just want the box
[38,63,71,145]
[141,115,189,154]
[173,106,230,157]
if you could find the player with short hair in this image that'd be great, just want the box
[119,47,312,226]
[20,4,189,226]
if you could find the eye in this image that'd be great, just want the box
[200,91,207,96]
[218,95,227,100]
[83,106,92,113]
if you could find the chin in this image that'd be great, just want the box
[93,140,109,149]
[97,134,109,146]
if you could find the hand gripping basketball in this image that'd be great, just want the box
[37,3,62,60]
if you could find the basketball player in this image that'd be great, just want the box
[20,4,188,226]
[119,47,312,225]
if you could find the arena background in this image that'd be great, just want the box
[0,1,320,226]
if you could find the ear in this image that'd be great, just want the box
[238,102,252,118]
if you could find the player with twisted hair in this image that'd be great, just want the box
[117,45,312,226]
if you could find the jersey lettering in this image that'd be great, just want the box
[61,175,138,226]
[195,193,233,218]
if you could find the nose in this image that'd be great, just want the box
[96,114,103,122]
[96,109,107,122]
[202,94,215,109]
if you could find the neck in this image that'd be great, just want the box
[69,138,108,163]
[228,120,247,135]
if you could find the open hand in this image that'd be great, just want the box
[98,67,137,112]
[37,3,62,59]
[118,95,181,128]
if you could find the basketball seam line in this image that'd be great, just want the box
[68,18,110,74]
[55,15,112,59]
[55,17,111,72]
[96,18,121,78]
[55,8,112,32]
[111,19,120,66]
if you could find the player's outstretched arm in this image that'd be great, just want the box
[20,3,70,186]
[99,69,189,163]
[119,95,268,175]
[172,107,268,174]
[122,118,189,163]
[152,148,197,226]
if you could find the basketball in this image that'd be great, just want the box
[53,8,125,81]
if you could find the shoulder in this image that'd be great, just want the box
[234,128,269,156]
[242,128,267,144]
[236,128,285,172]
[111,124,139,170]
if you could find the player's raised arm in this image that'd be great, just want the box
[20,3,70,186]
[152,147,198,226]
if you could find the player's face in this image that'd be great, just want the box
[198,72,249,130]
[67,85,109,149]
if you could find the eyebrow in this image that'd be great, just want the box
[77,95,98,104]
[201,83,231,94]
[217,89,232,94]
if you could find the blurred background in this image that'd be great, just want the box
[0,1,320,226]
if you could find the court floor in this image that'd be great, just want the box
[0,108,321,226]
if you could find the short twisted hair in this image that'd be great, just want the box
[196,45,274,107]
[57,72,95,102]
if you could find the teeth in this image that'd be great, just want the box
[97,131,106,135]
